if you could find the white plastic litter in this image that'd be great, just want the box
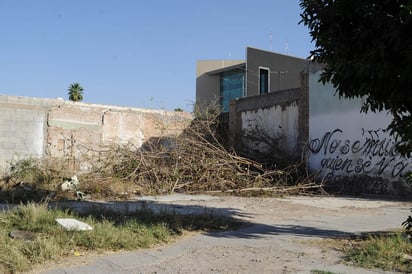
[55,218,93,231]
[61,175,80,191]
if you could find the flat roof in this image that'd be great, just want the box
[206,63,246,75]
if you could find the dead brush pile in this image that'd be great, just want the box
[81,109,324,197]
[0,158,78,202]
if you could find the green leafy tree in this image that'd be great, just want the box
[299,0,412,156]
[68,83,84,102]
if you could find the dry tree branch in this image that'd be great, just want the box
[77,104,324,198]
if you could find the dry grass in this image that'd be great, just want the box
[313,233,412,273]
[0,203,241,273]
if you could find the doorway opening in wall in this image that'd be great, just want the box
[259,67,270,94]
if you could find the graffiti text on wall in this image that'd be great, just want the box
[308,129,410,178]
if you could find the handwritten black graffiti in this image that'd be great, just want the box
[308,129,399,157]
[308,129,410,178]
[319,156,408,177]
[328,174,392,194]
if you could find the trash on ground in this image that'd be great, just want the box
[9,229,35,241]
[55,218,93,231]
[61,175,80,191]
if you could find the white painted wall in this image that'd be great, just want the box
[308,71,411,182]
[241,102,299,153]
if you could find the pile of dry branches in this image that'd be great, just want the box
[80,107,324,197]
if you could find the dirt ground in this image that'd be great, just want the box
[39,195,411,274]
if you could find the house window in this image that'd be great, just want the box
[259,67,269,94]
[220,71,245,113]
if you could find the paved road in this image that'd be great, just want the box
[40,195,411,274]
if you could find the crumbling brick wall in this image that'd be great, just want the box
[0,95,192,174]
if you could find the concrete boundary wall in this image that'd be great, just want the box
[0,95,57,173]
[229,86,308,161]
[0,94,192,174]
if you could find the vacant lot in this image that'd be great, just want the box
[40,195,411,274]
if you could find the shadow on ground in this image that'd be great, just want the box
[45,199,366,239]
[207,223,354,239]
[2,195,406,240]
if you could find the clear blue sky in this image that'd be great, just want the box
[0,0,313,111]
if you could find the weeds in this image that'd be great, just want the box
[0,203,240,273]
[323,233,412,273]
[0,158,75,203]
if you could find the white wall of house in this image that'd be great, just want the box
[308,71,411,184]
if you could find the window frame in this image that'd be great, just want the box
[258,66,270,95]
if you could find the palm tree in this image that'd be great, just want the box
[68,83,84,101]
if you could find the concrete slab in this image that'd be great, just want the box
[281,196,406,209]
[55,218,93,231]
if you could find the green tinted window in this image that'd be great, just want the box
[220,71,245,112]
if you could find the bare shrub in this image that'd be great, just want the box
[0,158,76,202]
